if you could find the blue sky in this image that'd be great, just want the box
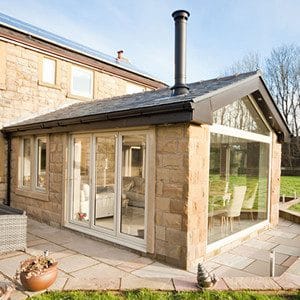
[0,0,299,85]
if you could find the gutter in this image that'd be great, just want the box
[3,133,11,206]
[2,101,194,133]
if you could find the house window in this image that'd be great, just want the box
[21,138,31,188]
[36,137,47,189]
[208,96,271,245]
[42,57,56,85]
[71,66,93,98]
[19,136,48,192]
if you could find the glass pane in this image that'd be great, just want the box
[72,137,91,223]
[213,97,269,135]
[42,58,56,84]
[36,138,47,189]
[94,135,116,231]
[22,138,31,187]
[71,66,92,97]
[208,133,269,244]
[121,135,146,239]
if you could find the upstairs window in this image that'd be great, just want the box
[71,65,93,98]
[42,57,57,85]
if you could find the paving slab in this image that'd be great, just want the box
[132,262,193,279]
[268,236,300,248]
[209,265,254,278]
[223,277,281,290]
[10,290,28,300]
[278,219,293,227]
[50,249,77,260]
[230,245,289,265]
[63,278,119,290]
[211,253,254,270]
[274,274,300,290]
[47,277,68,291]
[278,224,300,234]
[117,256,153,272]
[285,258,300,276]
[202,261,221,273]
[57,254,99,273]
[172,277,199,291]
[26,241,65,256]
[0,254,30,279]
[26,238,49,247]
[121,275,174,290]
[244,239,277,250]
[244,260,287,277]
[266,230,297,239]
[274,244,300,256]
[0,251,24,261]
[208,278,229,291]
[281,256,298,267]
[70,263,129,281]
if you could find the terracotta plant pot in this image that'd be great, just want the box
[20,262,58,291]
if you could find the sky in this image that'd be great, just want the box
[0,0,299,85]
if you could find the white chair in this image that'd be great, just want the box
[80,183,90,220]
[242,183,258,220]
[226,185,247,232]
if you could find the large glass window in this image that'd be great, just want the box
[121,135,146,239]
[208,97,270,244]
[72,136,91,223]
[71,66,93,98]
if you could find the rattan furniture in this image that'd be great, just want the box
[0,204,27,253]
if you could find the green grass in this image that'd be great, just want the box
[289,203,300,213]
[280,176,300,197]
[31,290,300,300]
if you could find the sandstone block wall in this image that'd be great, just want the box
[10,133,66,226]
[269,132,282,226]
[0,39,152,202]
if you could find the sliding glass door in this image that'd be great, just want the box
[69,131,148,248]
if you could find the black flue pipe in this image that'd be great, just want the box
[171,10,190,96]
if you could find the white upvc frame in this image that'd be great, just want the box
[18,136,49,193]
[70,65,93,98]
[207,95,273,252]
[66,129,153,252]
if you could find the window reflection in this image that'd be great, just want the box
[208,133,269,244]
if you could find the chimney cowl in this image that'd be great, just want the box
[171,9,190,96]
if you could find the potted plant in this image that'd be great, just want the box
[15,251,58,291]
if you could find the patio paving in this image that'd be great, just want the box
[0,218,299,299]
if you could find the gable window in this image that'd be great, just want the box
[19,136,48,193]
[70,65,93,98]
[42,57,56,85]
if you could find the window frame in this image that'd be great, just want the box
[38,55,61,89]
[18,136,49,197]
[70,65,94,99]
[206,95,273,252]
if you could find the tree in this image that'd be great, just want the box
[265,44,300,137]
[223,52,261,75]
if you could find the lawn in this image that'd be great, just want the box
[289,203,300,213]
[280,176,300,197]
[31,290,300,300]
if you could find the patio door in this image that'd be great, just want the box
[68,132,148,250]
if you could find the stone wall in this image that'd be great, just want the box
[0,39,152,202]
[269,133,282,226]
[10,133,66,226]
[154,124,209,269]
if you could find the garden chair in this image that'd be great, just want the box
[242,183,258,220]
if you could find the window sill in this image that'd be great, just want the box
[38,80,61,90]
[67,92,93,101]
[15,188,49,202]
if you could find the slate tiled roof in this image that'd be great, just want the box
[0,12,159,82]
[5,71,259,128]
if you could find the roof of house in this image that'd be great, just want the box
[2,71,291,142]
[0,12,162,84]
